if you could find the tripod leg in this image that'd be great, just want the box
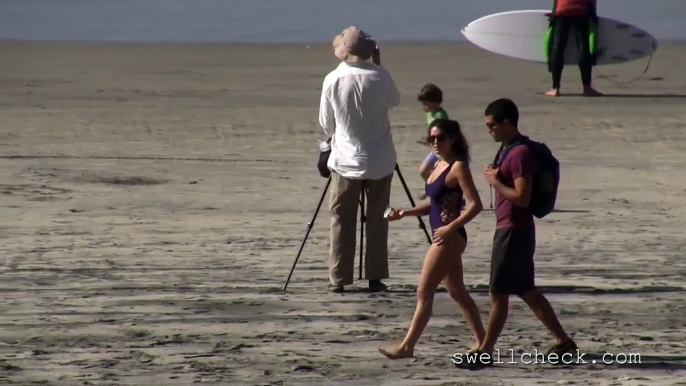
[394,164,432,244]
[283,176,331,291]
[359,185,365,280]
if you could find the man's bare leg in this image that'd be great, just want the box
[519,290,571,345]
[477,293,509,353]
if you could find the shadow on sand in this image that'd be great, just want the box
[537,92,686,99]
[469,354,686,371]
[543,353,686,371]
[607,354,686,370]
[482,208,590,214]
[380,284,686,296]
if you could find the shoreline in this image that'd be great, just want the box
[2,37,686,47]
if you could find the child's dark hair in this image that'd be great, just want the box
[428,118,470,163]
[417,83,443,104]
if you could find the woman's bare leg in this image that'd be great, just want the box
[379,238,463,359]
[442,250,485,353]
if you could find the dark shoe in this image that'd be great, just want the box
[328,285,344,293]
[368,280,387,292]
[454,350,493,371]
[546,339,578,356]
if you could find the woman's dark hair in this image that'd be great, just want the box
[428,118,470,163]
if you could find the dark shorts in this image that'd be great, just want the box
[489,226,536,296]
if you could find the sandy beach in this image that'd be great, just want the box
[1,40,686,385]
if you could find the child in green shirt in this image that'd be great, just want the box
[417,83,448,181]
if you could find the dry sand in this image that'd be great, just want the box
[1,40,686,385]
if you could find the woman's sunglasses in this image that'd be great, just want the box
[426,134,447,143]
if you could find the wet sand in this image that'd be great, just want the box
[1,40,686,385]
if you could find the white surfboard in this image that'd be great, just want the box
[461,10,658,66]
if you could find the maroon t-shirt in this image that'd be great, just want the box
[494,144,536,229]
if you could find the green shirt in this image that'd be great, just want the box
[425,108,448,126]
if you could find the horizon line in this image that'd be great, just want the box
[2,37,686,46]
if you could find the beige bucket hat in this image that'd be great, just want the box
[332,26,377,62]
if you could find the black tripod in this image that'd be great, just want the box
[283,164,432,291]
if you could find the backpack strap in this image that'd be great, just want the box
[488,137,528,208]
[492,144,505,166]
[489,145,505,209]
[489,137,531,209]
[493,136,530,167]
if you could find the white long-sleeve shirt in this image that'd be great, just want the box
[319,61,400,180]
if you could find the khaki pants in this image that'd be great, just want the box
[328,171,393,286]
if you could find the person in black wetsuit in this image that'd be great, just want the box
[378,119,486,359]
[545,0,603,97]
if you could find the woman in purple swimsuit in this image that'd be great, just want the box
[379,118,486,359]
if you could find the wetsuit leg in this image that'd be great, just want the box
[572,16,593,86]
[550,16,572,89]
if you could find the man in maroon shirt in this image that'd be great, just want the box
[458,98,577,369]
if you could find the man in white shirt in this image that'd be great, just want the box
[319,26,401,293]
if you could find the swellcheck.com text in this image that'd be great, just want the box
[452,349,641,365]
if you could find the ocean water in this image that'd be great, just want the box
[0,0,684,44]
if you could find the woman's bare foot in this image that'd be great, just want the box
[544,88,560,97]
[583,86,603,97]
[379,344,414,359]
[468,344,481,354]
